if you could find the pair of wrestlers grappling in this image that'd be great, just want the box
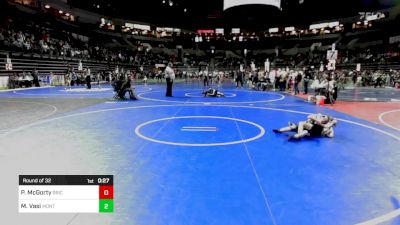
[203,88,337,141]
[203,88,225,97]
[273,113,337,141]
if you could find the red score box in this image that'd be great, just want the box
[99,185,114,199]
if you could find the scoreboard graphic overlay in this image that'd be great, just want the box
[19,175,114,213]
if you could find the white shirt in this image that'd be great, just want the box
[165,66,175,80]
[269,71,276,83]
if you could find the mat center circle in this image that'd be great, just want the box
[134,116,265,147]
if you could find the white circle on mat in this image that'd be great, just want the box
[134,116,265,147]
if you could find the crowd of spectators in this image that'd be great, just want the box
[0,22,91,58]
[1,8,400,85]
[0,19,143,63]
[183,67,400,90]
[1,20,399,71]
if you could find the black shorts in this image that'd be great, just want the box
[309,124,324,137]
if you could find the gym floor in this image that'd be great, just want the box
[0,82,399,225]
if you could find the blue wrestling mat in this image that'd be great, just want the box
[1,83,400,225]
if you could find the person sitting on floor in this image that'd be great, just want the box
[114,76,124,92]
[112,76,125,99]
[273,113,337,141]
[203,88,225,97]
[119,76,137,100]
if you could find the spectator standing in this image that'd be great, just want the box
[203,72,209,87]
[236,71,244,88]
[304,69,312,94]
[32,68,40,87]
[85,68,91,89]
[96,72,102,89]
[352,72,357,86]
[65,72,71,89]
[294,72,302,95]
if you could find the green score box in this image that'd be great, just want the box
[99,199,114,213]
